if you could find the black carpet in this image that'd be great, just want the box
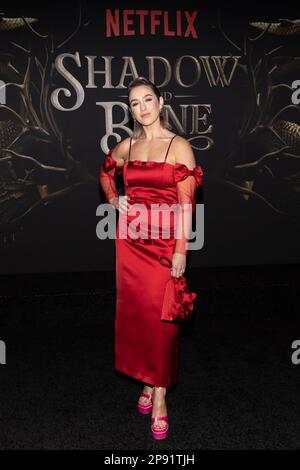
[0,264,299,450]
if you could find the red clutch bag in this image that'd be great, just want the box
[158,255,197,322]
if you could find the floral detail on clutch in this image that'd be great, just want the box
[158,255,197,322]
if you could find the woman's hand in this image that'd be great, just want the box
[109,195,131,214]
[171,252,186,278]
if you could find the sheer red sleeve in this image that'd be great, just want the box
[99,148,123,203]
[173,163,203,255]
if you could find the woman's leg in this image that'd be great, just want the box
[151,387,167,429]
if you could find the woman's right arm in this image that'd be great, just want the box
[99,138,131,211]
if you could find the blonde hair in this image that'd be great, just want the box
[127,77,172,139]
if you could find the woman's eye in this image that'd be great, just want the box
[132,99,152,107]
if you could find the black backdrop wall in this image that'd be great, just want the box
[0,0,299,274]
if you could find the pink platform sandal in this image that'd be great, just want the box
[151,415,169,440]
[138,392,153,414]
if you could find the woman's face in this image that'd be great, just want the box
[129,85,163,125]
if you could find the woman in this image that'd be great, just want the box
[99,77,203,440]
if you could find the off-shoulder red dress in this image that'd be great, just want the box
[99,135,203,387]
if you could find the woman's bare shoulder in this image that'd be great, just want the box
[173,136,196,170]
[110,137,132,162]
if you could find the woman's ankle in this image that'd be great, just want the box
[153,387,166,399]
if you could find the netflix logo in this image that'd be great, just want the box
[105,9,199,38]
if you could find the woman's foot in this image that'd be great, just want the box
[151,387,167,430]
[138,385,154,406]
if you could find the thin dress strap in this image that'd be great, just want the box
[128,137,132,161]
[164,135,177,162]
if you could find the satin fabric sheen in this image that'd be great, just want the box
[114,158,202,387]
[99,148,203,387]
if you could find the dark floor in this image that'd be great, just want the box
[0,264,299,450]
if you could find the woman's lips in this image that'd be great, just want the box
[141,113,150,117]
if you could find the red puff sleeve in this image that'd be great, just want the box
[173,163,203,255]
[99,148,124,203]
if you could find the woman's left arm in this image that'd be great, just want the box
[171,138,203,277]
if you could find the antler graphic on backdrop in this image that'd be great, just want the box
[216,10,300,218]
[0,2,92,245]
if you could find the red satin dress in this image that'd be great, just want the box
[99,135,203,387]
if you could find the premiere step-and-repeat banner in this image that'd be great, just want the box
[0,0,299,273]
